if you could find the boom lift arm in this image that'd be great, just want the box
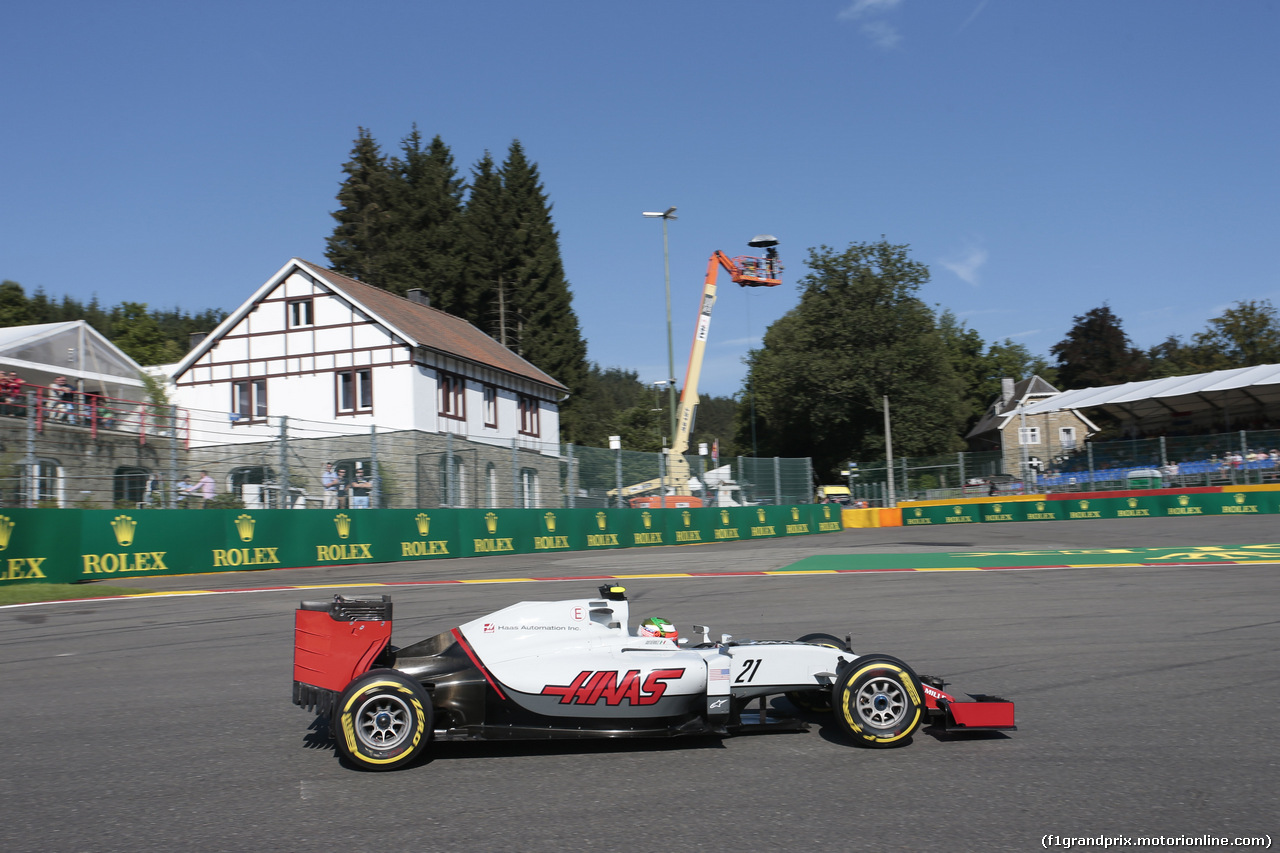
[613,237,781,503]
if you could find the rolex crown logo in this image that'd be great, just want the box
[954,506,962,515]
[1079,500,1090,510]
[681,510,691,527]
[791,507,800,521]
[485,512,498,534]
[0,515,13,551]
[720,509,730,525]
[1127,498,1138,508]
[544,512,556,532]
[415,513,431,536]
[823,506,832,519]
[1234,492,1246,504]
[993,504,1002,513]
[111,515,137,547]
[334,513,352,539]
[756,508,766,523]
[1036,502,1046,511]
[642,511,652,530]
[914,508,923,517]
[234,513,256,542]
[1178,495,1190,506]
[595,511,607,530]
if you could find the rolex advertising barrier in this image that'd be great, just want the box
[893,485,1280,526]
[0,504,845,586]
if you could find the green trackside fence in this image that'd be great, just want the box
[0,503,846,586]
[896,488,1280,526]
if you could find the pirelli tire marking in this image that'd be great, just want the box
[335,671,432,771]
[834,656,924,748]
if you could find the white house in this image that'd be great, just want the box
[167,258,569,449]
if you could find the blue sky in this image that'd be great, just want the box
[4,1,1277,397]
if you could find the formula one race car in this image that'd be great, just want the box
[292,586,1015,770]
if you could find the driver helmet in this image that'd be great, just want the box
[638,616,678,641]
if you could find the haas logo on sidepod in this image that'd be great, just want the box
[541,669,685,706]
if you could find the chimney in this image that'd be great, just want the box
[1001,378,1015,407]
[189,332,209,351]
[406,289,431,307]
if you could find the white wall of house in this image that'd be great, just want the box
[169,265,562,450]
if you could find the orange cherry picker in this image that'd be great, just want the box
[617,236,783,507]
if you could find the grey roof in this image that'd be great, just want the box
[966,375,1069,439]
[1020,364,1280,421]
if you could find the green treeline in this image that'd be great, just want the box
[738,239,1280,477]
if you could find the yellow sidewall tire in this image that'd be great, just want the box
[833,656,924,749]
[334,670,432,771]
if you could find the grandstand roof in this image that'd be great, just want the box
[1020,364,1280,425]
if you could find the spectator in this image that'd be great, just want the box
[335,468,349,509]
[175,474,193,507]
[58,378,77,423]
[321,462,340,509]
[350,468,372,509]
[46,377,71,422]
[189,471,216,507]
[9,372,25,417]
[144,473,162,506]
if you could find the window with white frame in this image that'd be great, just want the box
[287,298,314,328]
[1018,426,1041,445]
[439,372,465,421]
[231,379,268,423]
[483,384,498,428]
[518,394,540,437]
[336,368,373,415]
[33,458,61,506]
[1059,426,1077,450]
[520,467,539,508]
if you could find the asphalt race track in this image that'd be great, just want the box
[1,516,1277,852]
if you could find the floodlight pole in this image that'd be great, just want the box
[642,207,679,444]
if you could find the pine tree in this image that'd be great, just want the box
[494,141,588,437]
[326,128,398,284]
[458,150,509,332]
[384,128,467,305]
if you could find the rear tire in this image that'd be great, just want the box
[785,632,850,713]
[832,655,924,748]
[334,670,432,771]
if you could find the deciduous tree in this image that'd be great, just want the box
[1050,304,1147,389]
[737,240,966,477]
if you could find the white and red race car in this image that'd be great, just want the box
[292,586,1015,770]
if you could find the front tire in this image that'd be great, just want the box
[832,655,924,748]
[785,632,850,713]
[334,670,432,771]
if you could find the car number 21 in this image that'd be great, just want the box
[735,659,762,683]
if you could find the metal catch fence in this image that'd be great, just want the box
[0,396,815,510]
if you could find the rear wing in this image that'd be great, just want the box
[292,595,393,716]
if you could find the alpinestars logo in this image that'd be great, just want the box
[541,669,685,706]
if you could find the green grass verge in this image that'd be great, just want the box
[0,584,152,606]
